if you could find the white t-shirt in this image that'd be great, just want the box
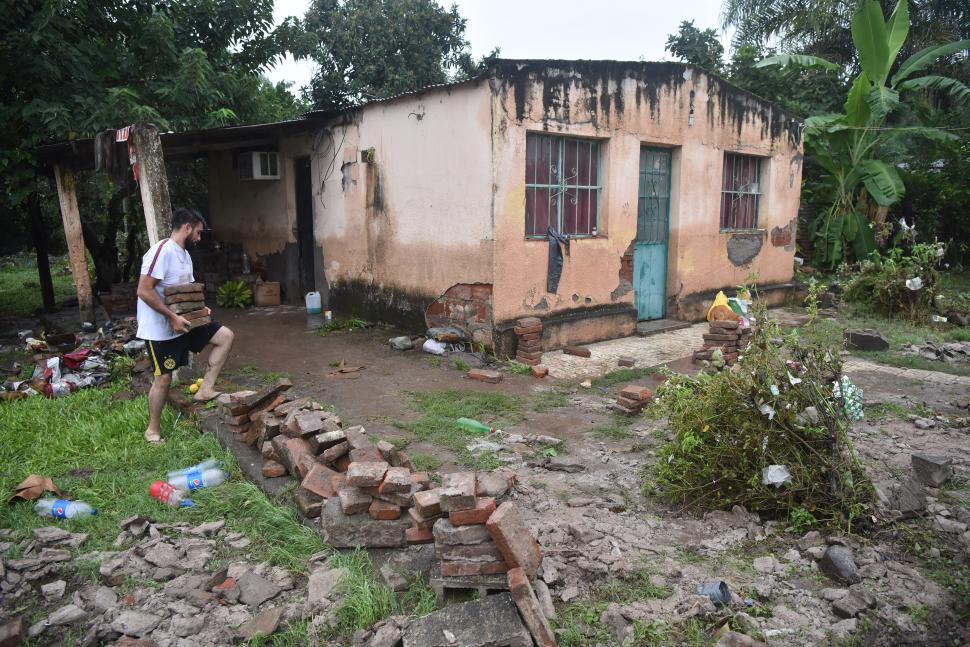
[136,239,195,341]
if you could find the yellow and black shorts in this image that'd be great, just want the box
[144,322,222,375]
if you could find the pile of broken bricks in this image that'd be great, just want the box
[692,319,752,365]
[163,283,210,329]
[613,384,654,416]
[413,470,557,646]
[514,317,544,366]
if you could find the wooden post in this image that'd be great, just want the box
[53,165,95,324]
[130,123,173,246]
[27,190,56,311]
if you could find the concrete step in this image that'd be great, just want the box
[636,319,692,337]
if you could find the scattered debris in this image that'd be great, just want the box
[8,474,60,502]
[614,384,653,415]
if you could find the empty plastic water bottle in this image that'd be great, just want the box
[35,498,97,519]
[149,480,195,507]
[167,459,223,481]
[455,417,499,434]
[168,467,230,492]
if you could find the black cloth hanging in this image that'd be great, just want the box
[546,227,570,293]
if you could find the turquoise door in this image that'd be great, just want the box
[634,147,671,320]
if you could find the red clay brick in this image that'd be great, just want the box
[410,472,431,490]
[301,463,340,499]
[518,331,541,341]
[616,396,645,410]
[486,502,542,577]
[338,487,372,515]
[517,316,542,327]
[530,365,548,378]
[330,473,347,493]
[379,467,412,494]
[619,385,653,401]
[513,324,543,336]
[347,461,389,487]
[333,454,352,473]
[440,560,510,577]
[507,567,557,647]
[261,460,286,478]
[413,488,442,517]
[467,368,502,384]
[710,320,740,330]
[449,497,496,526]
[368,499,402,520]
[320,440,350,464]
[407,506,442,531]
[405,526,435,544]
[440,473,476,512]
[350,446,384,463]
[563,346,591,358]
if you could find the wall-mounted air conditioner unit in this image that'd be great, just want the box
[238,151,280,180]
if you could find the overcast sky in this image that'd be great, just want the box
[267,0,732,93]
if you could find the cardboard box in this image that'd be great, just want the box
[254,281,281,307]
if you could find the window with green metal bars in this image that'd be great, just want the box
[525,133,600,237]
[720,153,762,230]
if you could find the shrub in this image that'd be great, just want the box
[840,243,945,321]
[649,305,870,523]
[216,280,252,308]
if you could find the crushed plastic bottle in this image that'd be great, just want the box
[35,497,97,519]
[167,459,223,481]
[149,480,195,507]
[455,417,499,434]
[168,467,230,492]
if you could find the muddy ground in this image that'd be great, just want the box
[4,304,970,646]
[202,306,970,646]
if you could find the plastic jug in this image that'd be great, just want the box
[305,291,322,315]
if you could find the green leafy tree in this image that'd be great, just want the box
[664,20,726,73]
[304,0,490,111]
[0,1,312,296]
[757,0,970,267]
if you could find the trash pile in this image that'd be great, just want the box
[164,283,210,329]
[2,318,143,400]
[901,341,970,364]
[652,307,871,520]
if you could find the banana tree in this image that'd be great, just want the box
[757,0,970,268]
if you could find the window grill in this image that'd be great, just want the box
[720,153,762,230]
[525,134,600,237]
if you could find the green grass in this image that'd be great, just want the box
[0,385,324,573]
[394,390,524,455]
[532,389,570,412]
[0,254,76,318]
[591,366,657,388]
[588,415,636,440]
[506,360,532,375]
[451,357,470,372]
[317,318,369,335]
[408,453,443,472]
[235,364,290,385]
[554,568,678,647]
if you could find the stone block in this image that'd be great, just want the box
[819,545,861,585]
[350,446,385,463]
[347,461,389,488]
[338,487,373,515]
[369,500,402,521]
[344,425,372,450]
[433,518,491,545]
[468,368,503,383]
[402,593,531,647]
[319,499,408,548]
[440,472,477,512]
[911,453,953,487]
[449,497,496,526]
[508,567,556,647]
[274,397,309,417]
[486,502,542,577]
[844,329,889,351]
[302,464,340,499]
[380,467,413,494]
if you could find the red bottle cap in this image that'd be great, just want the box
[149,480,166,497]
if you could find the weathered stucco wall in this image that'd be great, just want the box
[208,136,313,257]
[488,60,803,328]
[314,83,495,328]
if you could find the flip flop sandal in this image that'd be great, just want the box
[144,431,165,444]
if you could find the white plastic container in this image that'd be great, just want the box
[305,291,322,315]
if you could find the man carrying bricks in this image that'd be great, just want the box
[136,208,235,444]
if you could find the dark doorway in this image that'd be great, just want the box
[294,157,315,296]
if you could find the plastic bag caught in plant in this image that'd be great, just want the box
[216,280,253,309]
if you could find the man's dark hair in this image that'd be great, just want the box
[171,207,206,230]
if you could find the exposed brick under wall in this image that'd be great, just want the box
[425,283,494,348]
